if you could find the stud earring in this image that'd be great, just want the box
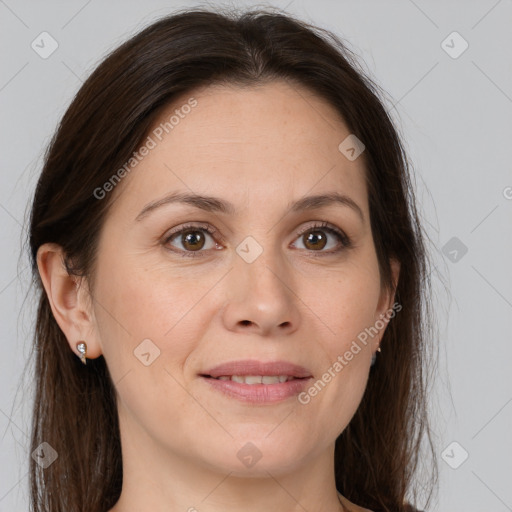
[370,346,381,367]
[76,341,87,365]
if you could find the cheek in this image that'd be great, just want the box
[301,264,382,353]
[297,258,382,424]
[92,256,207,373]
[92,261,211,431]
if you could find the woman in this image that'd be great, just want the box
[28,6,437,512]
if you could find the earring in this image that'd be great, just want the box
[370,346,381,367]
[76,341,87,365]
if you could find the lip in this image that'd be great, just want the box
[199,360,313,404]
[202,360,313,379]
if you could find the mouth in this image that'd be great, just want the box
[202,375,304,384]
[199,360,313,403]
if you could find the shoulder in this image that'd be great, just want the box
[338,493,423,512]
[337,493,373,512]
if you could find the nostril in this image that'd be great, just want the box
[240,320,252,326]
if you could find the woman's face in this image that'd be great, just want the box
[87,80,398,476]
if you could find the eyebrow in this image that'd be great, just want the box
[135,191,364,222]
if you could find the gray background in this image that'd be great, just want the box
[1,0,511,511]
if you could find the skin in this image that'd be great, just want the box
[37,80,399,512]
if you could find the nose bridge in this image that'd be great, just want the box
[235,234,291,299]
[221,233,301,335]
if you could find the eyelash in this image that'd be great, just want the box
[162,221,352,258]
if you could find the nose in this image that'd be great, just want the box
[221,246,301,337]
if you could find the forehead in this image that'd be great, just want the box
[108,79,368,220]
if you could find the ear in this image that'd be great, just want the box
[36,243,103,361]
[373,258,401,347]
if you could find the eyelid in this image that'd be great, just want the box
[163,222,223,243]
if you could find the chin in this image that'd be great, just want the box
[194,434,312,476]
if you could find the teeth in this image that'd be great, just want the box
[245,375,263,384]
[215,375,295,384]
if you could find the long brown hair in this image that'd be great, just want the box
[26,6,438,511]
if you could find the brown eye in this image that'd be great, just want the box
[291,222,351,254]
[180,230,206,251]
[303,230,328,250]
[164,225,219,256]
